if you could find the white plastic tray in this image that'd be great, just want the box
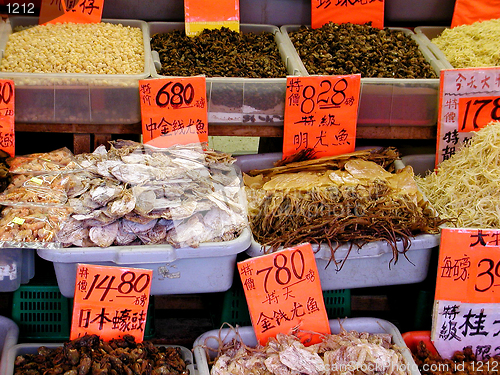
[149,22,301,126]
[3,343,194,375]
[0,16,151,124]
[193,317,419,375]
[414,26,454,69]
[37,227,252,297]
[0,316,19,375]
[280,25,445,127]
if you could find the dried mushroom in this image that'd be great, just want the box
[151,27,287,78]
[289,22,437,78]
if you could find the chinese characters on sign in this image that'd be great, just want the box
[0,80,15,157]
[432,228,500,360]
[39,0,104,24]
[437,67,500,165]
[139,77,208,148]
[237,243,331,346]
[311,0,384,29]
[71,264,152,342]
[283,75,360,159]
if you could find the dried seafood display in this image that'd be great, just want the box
[13,334,190,375]
[244,147,443,266]
[0,149,11,193]
[416,121,500,228]
[412,340,500,375]
[205,326,410,375]
[288,22,437,78]
[62,140,247,248]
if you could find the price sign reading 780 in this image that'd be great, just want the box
[237,243,331,346]
[283,74,361,160]
[71,264,152,342]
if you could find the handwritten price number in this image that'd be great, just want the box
[475,257,500,293]
[301,78,348,114]
[0,82,13,106]
[84,271,151,301]
[256,249,305,293]
[156,82,195,109]
[461,97,500,130]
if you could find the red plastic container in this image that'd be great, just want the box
[402,331,439,356]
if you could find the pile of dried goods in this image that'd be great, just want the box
[413,340,500,375]
[205,327,410,375]
[244,147,443,266]
[13,334,190,375]
[151,27,287,78]
[416,121,500,228]
[0,140,247,248]
[289,22,437,78]
[0,22,145,74]
[431,18,500,68]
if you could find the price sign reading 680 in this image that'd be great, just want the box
[139,77,208,148]
[71,264,152,342]
[237,243,330,346]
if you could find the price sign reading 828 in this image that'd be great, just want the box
[71,264,152,342]
[283,75,361,160]
[238,243,331,346]
[139,77,208,148]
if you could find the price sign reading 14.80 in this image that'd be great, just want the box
[139,77,208,148]
[237,243,330,346]
[71,264,152,342]
[283,75,361,160]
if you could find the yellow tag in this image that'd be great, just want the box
[30,177,44,185]
[12,217,25,225]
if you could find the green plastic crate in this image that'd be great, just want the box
[12,284,155,342]
[219,275,351,327]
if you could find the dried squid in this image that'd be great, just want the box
[244,147,444,266]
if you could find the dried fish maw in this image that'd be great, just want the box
[262,171,332,190]
[344,158,393,180]
[387,165,420,198]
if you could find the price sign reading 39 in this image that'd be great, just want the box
[139,77,208,148]
[71,264,152,342]
[238,243,331,346]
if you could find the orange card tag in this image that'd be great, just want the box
[311,0,384,29]
[283,75,360,159]
[139,77,208,148]
[436,67,500,165]
[39,0,104,25]
[184,0,239,36]
[71,264,152,342]
[451,0,500,28]
[237,243,331,346]
[435,228,500,304]
[0,80,15,158]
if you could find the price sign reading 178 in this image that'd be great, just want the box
[139,77,208,148]
[237,243,331,346]
[283,75,361,160]
[71,264,152,342]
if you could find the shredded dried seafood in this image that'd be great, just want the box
[13,334,190,375]
[416,121,500,228]
[205,326,410,375]
[244,147,443,266]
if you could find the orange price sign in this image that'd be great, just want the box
[39,0,104,24]
[451,0,500,28]
[283,75,360,159]
[311,0,384,29]
[237,243,331,346]
[0,80,15,158]
[184,0,239,36]
[436,67,500,165]
[71,264,152,342]
[139,77,208,148]
[432,228,500,360]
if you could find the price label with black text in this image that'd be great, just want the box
[432,228,500,360]
[71,264,152,342]
[283,75,360,160]
[237,243,331,346]
[0,80,15,157]
[39,0,104,24]
[437,67,500,165]
[139,77,208,148]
